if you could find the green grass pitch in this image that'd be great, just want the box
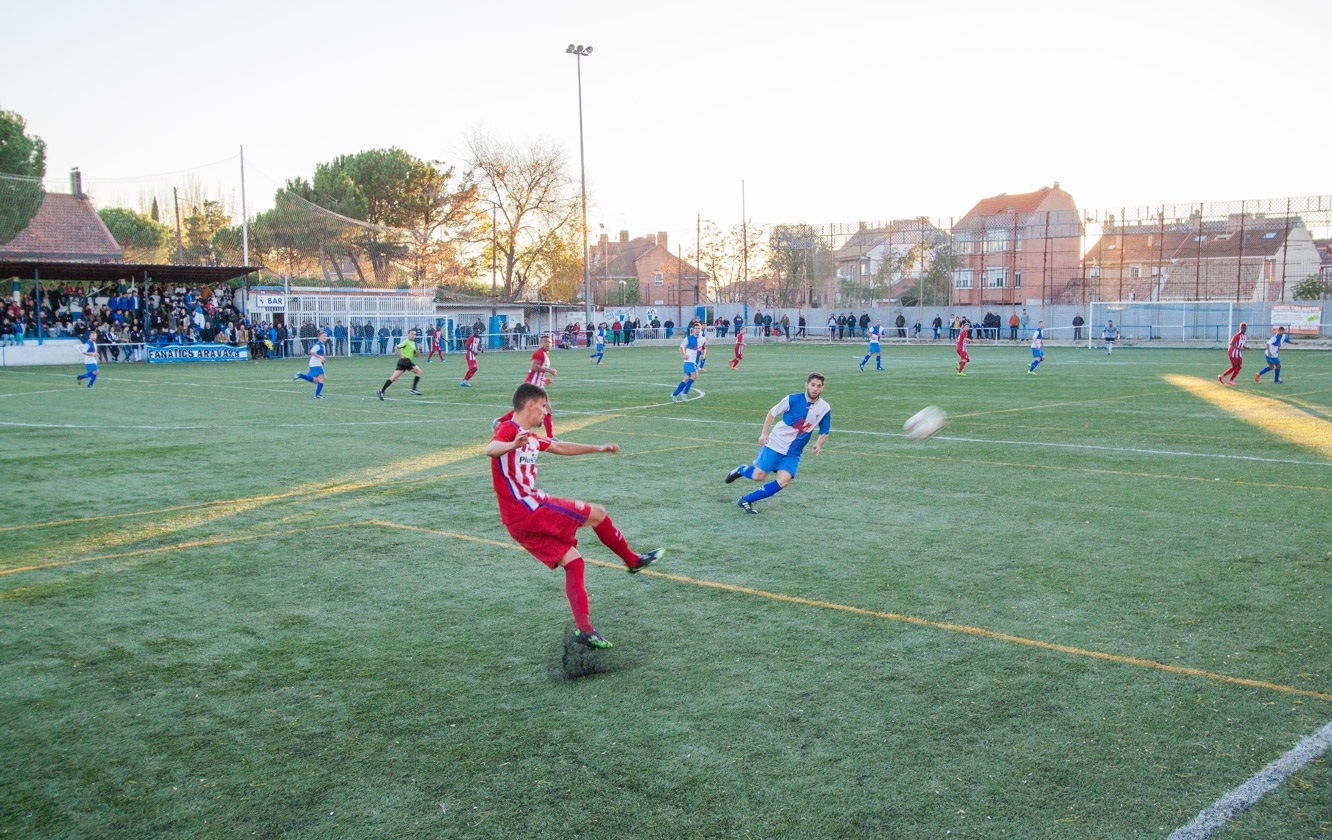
[2,341,1329,838]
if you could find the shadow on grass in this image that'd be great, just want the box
[551,629,630,680]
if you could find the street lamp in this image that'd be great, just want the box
[566,43,593,330]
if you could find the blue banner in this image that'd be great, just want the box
[147,344,250,363]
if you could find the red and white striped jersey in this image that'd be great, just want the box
[525,348,551,387]
[490,420,552,523]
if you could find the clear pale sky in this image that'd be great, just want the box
[8,0,1330,251]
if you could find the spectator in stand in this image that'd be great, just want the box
[1072,314,1084,342]
[333,321,347,356]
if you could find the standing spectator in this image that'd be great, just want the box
[858,312,870,338]
[662,318,673,340]
[780,313,790,341]
[1020,308,1030,341]
[378,325,391,355]
[753,310,764,337]
[895,311,907,338]
[763,311,773,338]
[1072,314,1084,342]
[733,312,744,339]
[1009,311,1020,341]
[1218,322,1247,385]
[485,382,663,650]
[932,314,942,340]
[796,313,806,339]
[378,328,424,399]
[333,321,347,356]
[612,317,622,346]
[293,328,328,398]
[724,372,832,515]
[461,327,483,385]
[827,313,837,340]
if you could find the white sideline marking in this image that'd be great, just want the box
[1168,719,1332,839]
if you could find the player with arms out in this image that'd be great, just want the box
[1255,326,1287,384]
[1027,320,1045,375]
[293,328,328,398]
[1218,322,1247,385]
[496,333,558,437]
[724,372,831,514]
[76,329,99,387]
[378,328,425,399]
[728,325,745,370]
[955,319,971,376]
[487,383,663,649]
[460,328,482,386]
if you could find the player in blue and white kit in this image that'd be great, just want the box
[696,325,709,371]
[724,372,831,514]
[860,320,884,371]
[1255,326,1287,383]
[1028,320,1045,374]
[293,328,328,398]
[589,324,606,364]
[76,331,99,387]
[671,323,703,402]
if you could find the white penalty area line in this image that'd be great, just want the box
[1168,718,1332,840]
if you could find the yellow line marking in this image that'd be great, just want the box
[1166,374,1332,460]
[366,520,1332,703]
[0,524,357,576]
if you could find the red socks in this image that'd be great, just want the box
[593,516,639,566]
[563,557,593,633]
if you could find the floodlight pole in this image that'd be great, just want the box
[567,43,593,330]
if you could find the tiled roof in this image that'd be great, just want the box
[961,185,1068,219]
[0,193,123,262]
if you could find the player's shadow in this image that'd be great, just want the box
[549,627,632,680]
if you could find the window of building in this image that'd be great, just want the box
[1263,231,1277,239]
[984,230,1009,253]
[1130,265,1141,279]
[986,268,1007,288]
[1014,271,1021,288]
[954,270,973,289]
[653,271,664,287]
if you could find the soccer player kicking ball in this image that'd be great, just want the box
[724,372,831,514]
[293,328,328,398]
[487,383,663,650]
[1255,326,1287,383]
[1218,322,1247,385]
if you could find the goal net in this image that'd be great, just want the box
[1085,300,1236,347]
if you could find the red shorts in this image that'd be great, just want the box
[504,497,589,568]
[957,350,970,362]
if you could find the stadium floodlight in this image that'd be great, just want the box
[567,41,593,328]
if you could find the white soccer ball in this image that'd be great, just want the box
[903,405,946,441]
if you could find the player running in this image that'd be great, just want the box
[955,320,971,376]
[1255,326,1287,384]
[728,327,745,370]
[293,328,328,398]
[378,328,424,399]
[1218,322,1247,385]
[724,372,832,514]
